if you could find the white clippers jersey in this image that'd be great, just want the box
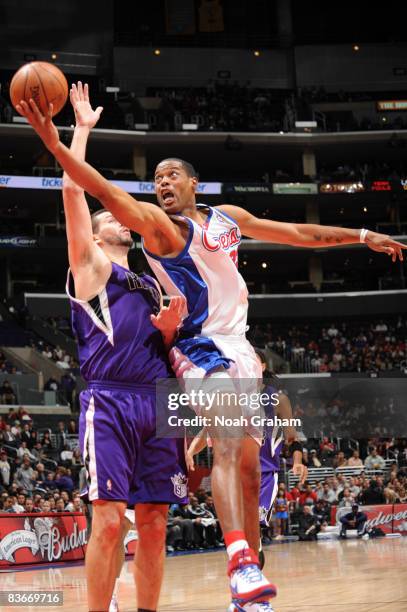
[142,205,248,337]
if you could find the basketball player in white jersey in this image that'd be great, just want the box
[19,96,406,611]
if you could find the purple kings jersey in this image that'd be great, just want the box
[66,263,172,384]
[260,384,284,473]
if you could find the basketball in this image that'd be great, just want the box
[10,61,68,117]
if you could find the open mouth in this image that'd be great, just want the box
[161,190,175,206]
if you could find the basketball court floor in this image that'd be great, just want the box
[1,538,406,611]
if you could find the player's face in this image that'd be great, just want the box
[94,212,133,248]
[154,161,197,214]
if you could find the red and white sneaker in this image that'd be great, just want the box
[228,602,275,612]
[228,548,277,606]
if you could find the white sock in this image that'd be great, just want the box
[227,539,248,560]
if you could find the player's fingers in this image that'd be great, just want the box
[71,83,77,100]
[173,296,186,316]
[389,240,407,249]
[47,103,54,120]
[167,297,180,311]
[168,296,181,310]
[150,314,158,327]
[28,98,43,120]
[95,106,103,118]
[78,81,83,100]
[84,83,89,102]
[177,295,187,312]
[16,101,29,117]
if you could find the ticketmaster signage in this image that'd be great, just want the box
[0,175,222,195]
[272,183,318,195]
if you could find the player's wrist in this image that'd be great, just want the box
[48,138,61,155]
[74,124,91,133]
[359,228,369,243]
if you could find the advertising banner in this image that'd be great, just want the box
[333,503,407,535]
[272,183,318,195]
[319,182,365,194]
[0,176,222,195]
[0,513,87,566]
[0,236,38,248]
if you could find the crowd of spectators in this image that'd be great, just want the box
[249,316,407,374]
[30,339,78,371]
[146,83,286,132]
[1,409,407,549]
[265,440,407,541]
[0,410,83,515]
[166,491,223,552]
[0,350,23,377]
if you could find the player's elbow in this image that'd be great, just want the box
[62,176,83,196]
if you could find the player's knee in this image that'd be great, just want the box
[213,438,242,463]
[92,506,124,545]
[137,508,167,544]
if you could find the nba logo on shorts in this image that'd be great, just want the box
[107,479,112,491]
[171,473,188,498]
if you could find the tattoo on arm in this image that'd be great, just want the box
[313,233,344,244]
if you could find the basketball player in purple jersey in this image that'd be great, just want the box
[253,350,307,562]
[56,83,187,612]
[19,96,406,611]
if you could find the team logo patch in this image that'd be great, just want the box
[171,472,188,499]
[107,479,112,491]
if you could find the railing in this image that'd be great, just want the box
[287,461,395,488]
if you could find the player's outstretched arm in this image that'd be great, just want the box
[17,99,183,255]
[217,204,406,263]
[62,82,105,272]
[277,394,308,485]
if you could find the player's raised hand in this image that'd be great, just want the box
[185,450,196,472]
[365,230,406,262]
[16,99,60,152]
[70,82,103,129]
[293,462,308,485]
[150,296,186,334]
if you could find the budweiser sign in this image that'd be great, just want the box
[335,503,407,535]
[365,507,407,533]
[35,518,87,562]
[0,513,88,567]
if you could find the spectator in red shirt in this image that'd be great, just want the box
[289,484,301,502]
[299,482,318,506]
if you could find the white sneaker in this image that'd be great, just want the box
[230,564,276,605]
[109,593,119,612]
[228,601,275,611]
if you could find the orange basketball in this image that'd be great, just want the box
[10,61,68,117]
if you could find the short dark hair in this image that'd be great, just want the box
[254,347,267,365]
[156,158,199,180]
[90,208,108,233]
